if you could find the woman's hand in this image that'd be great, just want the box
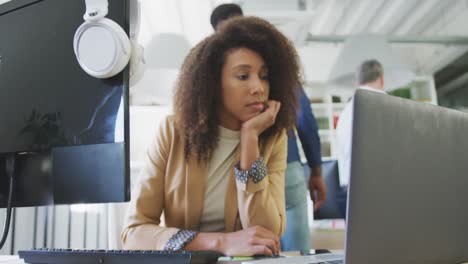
[220,226,280,257]
[239,100,281,170]
[241,100,281,137]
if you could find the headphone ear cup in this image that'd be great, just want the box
[74,18,131,78]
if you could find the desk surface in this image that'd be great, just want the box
[216,251,468,264]
[217,251,319,263]
[5,251,468,264]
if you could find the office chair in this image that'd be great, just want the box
[310,160,345,219]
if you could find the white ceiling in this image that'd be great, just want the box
[240,0,468,78]
[3,0,467,101]
[132,0,468,103]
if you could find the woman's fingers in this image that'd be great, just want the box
[264,100,281,126]
[223,227,281,256]
[250,226,280,254]
[273,101,281,116]
[251,245,274,256]
[266,100,280,114]
[250,237,277,255]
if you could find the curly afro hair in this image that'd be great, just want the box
[174,16,302,162]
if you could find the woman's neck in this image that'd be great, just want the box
[218,116,241,130]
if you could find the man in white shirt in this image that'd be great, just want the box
[336,59,386,216]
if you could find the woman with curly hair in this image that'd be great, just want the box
[122,16,301,257]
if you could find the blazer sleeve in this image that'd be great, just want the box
[121,116,180,250]
[235,130,287,236]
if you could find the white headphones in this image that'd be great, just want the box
[74,0,145,82]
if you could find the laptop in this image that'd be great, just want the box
[244,90,468,264]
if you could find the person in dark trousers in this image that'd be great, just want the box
[210,4,327,252]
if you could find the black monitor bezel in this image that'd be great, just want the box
[0,0,131,207]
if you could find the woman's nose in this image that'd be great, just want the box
[250,77,265,95]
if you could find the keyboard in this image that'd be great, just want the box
[18,248,223,264]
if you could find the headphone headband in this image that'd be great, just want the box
[83,0,108,21]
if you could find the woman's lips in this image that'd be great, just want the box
[246,102,265,111]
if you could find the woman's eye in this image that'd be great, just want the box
[237,74,249,80]
[260,75,269,81]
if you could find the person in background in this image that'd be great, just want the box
[122,16,301,257]
[336,59,386,216]
[210,3,243,30]
[210,4,327,252]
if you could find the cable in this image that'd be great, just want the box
[0,154,15,250]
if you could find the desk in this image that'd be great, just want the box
[216,251,327,263]
[6,251,468,264]
[216,251,468,264]
[0,255,23,263]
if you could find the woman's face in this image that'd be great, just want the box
[219,47,270,130]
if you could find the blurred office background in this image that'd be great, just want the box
[2,0,468,253]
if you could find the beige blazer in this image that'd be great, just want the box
[121,116,287,250]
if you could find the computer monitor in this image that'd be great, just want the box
[344,90,468,263]
[0,0,129,210]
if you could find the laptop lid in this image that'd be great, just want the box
[345,90,468,263]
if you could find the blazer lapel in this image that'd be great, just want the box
[224,147,240,232]
[185,156,208,230]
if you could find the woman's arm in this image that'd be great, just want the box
[235,101,287,235]
[236,131,287,235]
[122,117,185,250]
[185,226,280,256]
[121,155,181,249]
